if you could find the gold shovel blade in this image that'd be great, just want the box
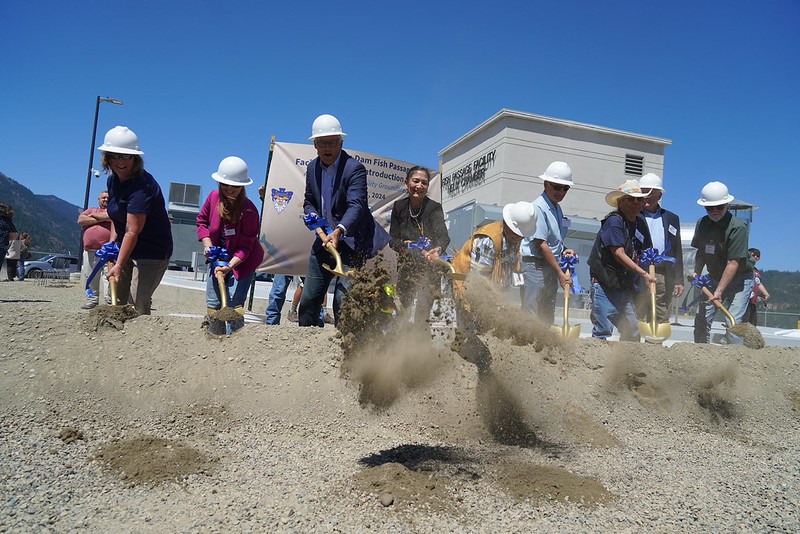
[639,320,672,343]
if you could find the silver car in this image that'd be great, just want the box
[23,254,79,278]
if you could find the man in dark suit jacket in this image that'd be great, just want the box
[636,173,684,323]
[298,114,375,327]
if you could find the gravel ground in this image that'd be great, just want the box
[1,278,799,533]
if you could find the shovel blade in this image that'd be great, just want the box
[640,321,671,344]
[551,323,581,339]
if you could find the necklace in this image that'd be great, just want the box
[409,202,424,236]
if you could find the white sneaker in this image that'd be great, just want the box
[81,300,99,310]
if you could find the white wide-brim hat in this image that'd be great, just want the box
[502,201,537,237]
[605,179,648,207]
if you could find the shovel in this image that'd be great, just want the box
[314,228,349,277]
[697,286,767,348]
[213,269,242,323]
[431,256,467,281]
[638,264,671,343]
[550,269,580,339]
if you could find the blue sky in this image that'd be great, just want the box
[2,0,798,270]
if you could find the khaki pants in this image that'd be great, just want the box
[116,258,170,315]
[82,250,110,303]
[635,271,673,324]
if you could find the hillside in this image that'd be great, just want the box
[0,172,82,255]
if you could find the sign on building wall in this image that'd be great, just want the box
[441,148,497,198]
[257,142,439,275]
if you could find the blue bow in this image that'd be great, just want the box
[407,237,432,253]
[558,255,584,294]
[303,213,334,235]
[691,274,713,290]
[85,242,119,298]
[639,247,676,268]
[206,246,232,263]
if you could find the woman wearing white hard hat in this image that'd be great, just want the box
[690,181,754,343]
[586,179,656,341]
[452,200,535,287]
[196,157,265,321]
[100,126,173,315]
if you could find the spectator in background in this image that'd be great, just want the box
[745,248,770,326]
[78,191,112,308]
[16,233,32,281]
[0,202,19,281]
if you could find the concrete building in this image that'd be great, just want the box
[439,109,672,287]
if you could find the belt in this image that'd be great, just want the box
[521,256,545,263]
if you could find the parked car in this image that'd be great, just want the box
[23,254,79,278]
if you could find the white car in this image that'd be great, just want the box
[23,254,79,278]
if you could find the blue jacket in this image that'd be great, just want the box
[303,150,375,257]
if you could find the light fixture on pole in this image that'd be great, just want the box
[79,96,123,269]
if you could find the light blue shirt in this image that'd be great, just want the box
[320,154,355,250]
[520,192,565,258]
[642,208,665,254]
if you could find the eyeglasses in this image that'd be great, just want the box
[549,183,570,192]
[315,139,341,148]
[108,153,134,160]
[704,205,726,212]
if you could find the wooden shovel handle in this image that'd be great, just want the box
[700,286,736,328]
[215,269,230,309]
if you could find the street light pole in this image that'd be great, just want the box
[78,96,123,270]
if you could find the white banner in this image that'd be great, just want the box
[257,142,440,276]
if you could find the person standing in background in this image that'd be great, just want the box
[78,191,112,308]
[16,233,32,281]
[745,248,770,326]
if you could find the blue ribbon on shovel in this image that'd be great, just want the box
[639,247,676,268]
[85,242,119,298]
[559,255,584,294]
[681,275,713,313]
[302,213,334,235]
[206,246,232,273]
[407,236,432,253]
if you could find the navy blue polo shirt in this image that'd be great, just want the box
[107,170,173,260]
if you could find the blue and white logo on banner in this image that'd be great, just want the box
[271,187,294,213]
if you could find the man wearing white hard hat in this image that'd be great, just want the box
[635,173,684,324]
[299,114,376,327]
[587,180,656,341]
[691,181,754,343]
[520,161,577,324]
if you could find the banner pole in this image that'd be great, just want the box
[247,135,276,312]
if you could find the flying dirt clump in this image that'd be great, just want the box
[728,322,765,349]
[339,258,450,409]
[460,274,563,350]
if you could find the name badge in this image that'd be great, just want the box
[668,224,677,236]
[224,228,236,237]
[635,229,645,243]
[705,244,716,254]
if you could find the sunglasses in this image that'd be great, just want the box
[549,183,570,192]
[315,139,341,148]
[108,153,134,160]
[704,205,726,212]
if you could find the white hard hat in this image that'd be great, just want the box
[639,173,664,191]
[212,156,253,186]
[697,181,734,206]
[309,114,347,140]
[97,126,144,155]
[605,179,648,207]
[538,161,573,186]
[502,201,537,237]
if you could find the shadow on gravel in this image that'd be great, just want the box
[359,444,475,470]
[0,298,52,303]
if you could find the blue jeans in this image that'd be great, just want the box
[694,273,753,343]
[266,275,294,325]
[299,248,358,327]
[206,271,254,310]
[521,260,558,325]
[590,282,640,341]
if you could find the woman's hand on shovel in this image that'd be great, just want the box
[107,262,121,284]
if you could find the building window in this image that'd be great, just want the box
[624,154,644,176]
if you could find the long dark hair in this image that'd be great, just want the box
[218,186,246,223]
[0,202,13,219]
